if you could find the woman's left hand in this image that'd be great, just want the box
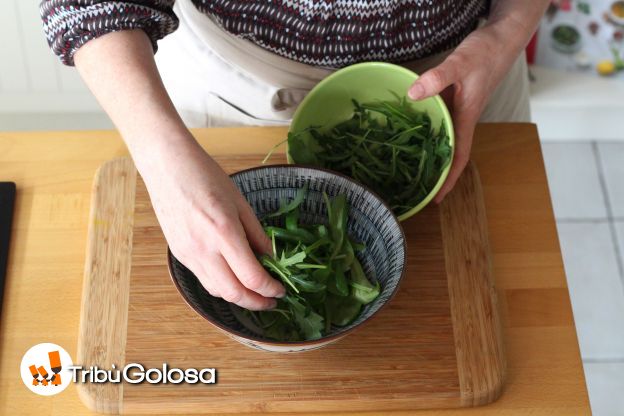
[407,24,523,203]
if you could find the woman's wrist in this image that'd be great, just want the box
[484,0,550,57]
[486,17,532,56]
[126,126,203,178]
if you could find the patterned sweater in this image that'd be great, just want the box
[40,0,489,68]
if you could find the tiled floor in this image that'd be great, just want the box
[542,142,624,416]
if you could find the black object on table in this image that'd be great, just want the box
[0,182,16,318]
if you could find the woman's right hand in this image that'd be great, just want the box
[139,137,285,310]
[73,30,283,309]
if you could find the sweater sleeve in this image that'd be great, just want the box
[40,1,179,66]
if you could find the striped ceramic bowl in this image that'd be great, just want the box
[168,165,406,352]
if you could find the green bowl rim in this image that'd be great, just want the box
[286,61,455,222]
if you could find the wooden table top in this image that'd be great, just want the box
[0,123,590,415]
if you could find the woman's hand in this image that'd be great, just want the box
[74,30,284,310]
[407,25,518,203]
[141,137,285,310]
[407,0,550,202]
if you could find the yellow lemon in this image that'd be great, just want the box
[596,60,616,76]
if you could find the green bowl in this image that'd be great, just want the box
[287,62,455,221]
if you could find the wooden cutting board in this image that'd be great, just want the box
[77,155,504,414]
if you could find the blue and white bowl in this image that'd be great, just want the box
[168,165,407,352]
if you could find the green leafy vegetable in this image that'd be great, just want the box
[264,183,308,219]
[327,293,362,326]
[287,97,452,216]
[350,259,381,304]
[283,295,325,340]
[236,186,381,341]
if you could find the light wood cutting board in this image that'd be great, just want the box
[77,155,504,414]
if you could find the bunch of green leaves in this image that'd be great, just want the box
[237,186,381,342]
[286,96,452,216]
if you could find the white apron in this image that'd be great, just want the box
[155,0,530,128]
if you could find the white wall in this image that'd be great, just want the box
[530,66,624,142]
[0,0,111,130]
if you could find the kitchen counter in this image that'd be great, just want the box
[0,123,590,415]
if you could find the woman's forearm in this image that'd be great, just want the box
[485,0,551,55]
[73,29,283,310]
[73,29,195,173]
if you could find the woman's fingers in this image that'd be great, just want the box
[218,218,286,299]
[408,57,459,100]
[147,146,285,311]
[237,198,272,255]
[196,254,277,311]
[191,262,221,298]
[434,90,477,203]
[405,50,480,204]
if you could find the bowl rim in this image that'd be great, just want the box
[286,61,455,222]
[166,163,408,347]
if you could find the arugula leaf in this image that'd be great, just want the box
[285,208,299,231]
[289,274,326,293]
[264,226,316,245]
[283,97,452,216]
[342,239,355,270]
[284,295,324,340]
[350,258,381,305]
[264,183,308,219]
[260,255,300,294]
[327,263,349,297]
[238,188,381,342]
[288,131,321,166]
[279,250,307,268]
[326,293,362,327]
[324,193,348,258]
